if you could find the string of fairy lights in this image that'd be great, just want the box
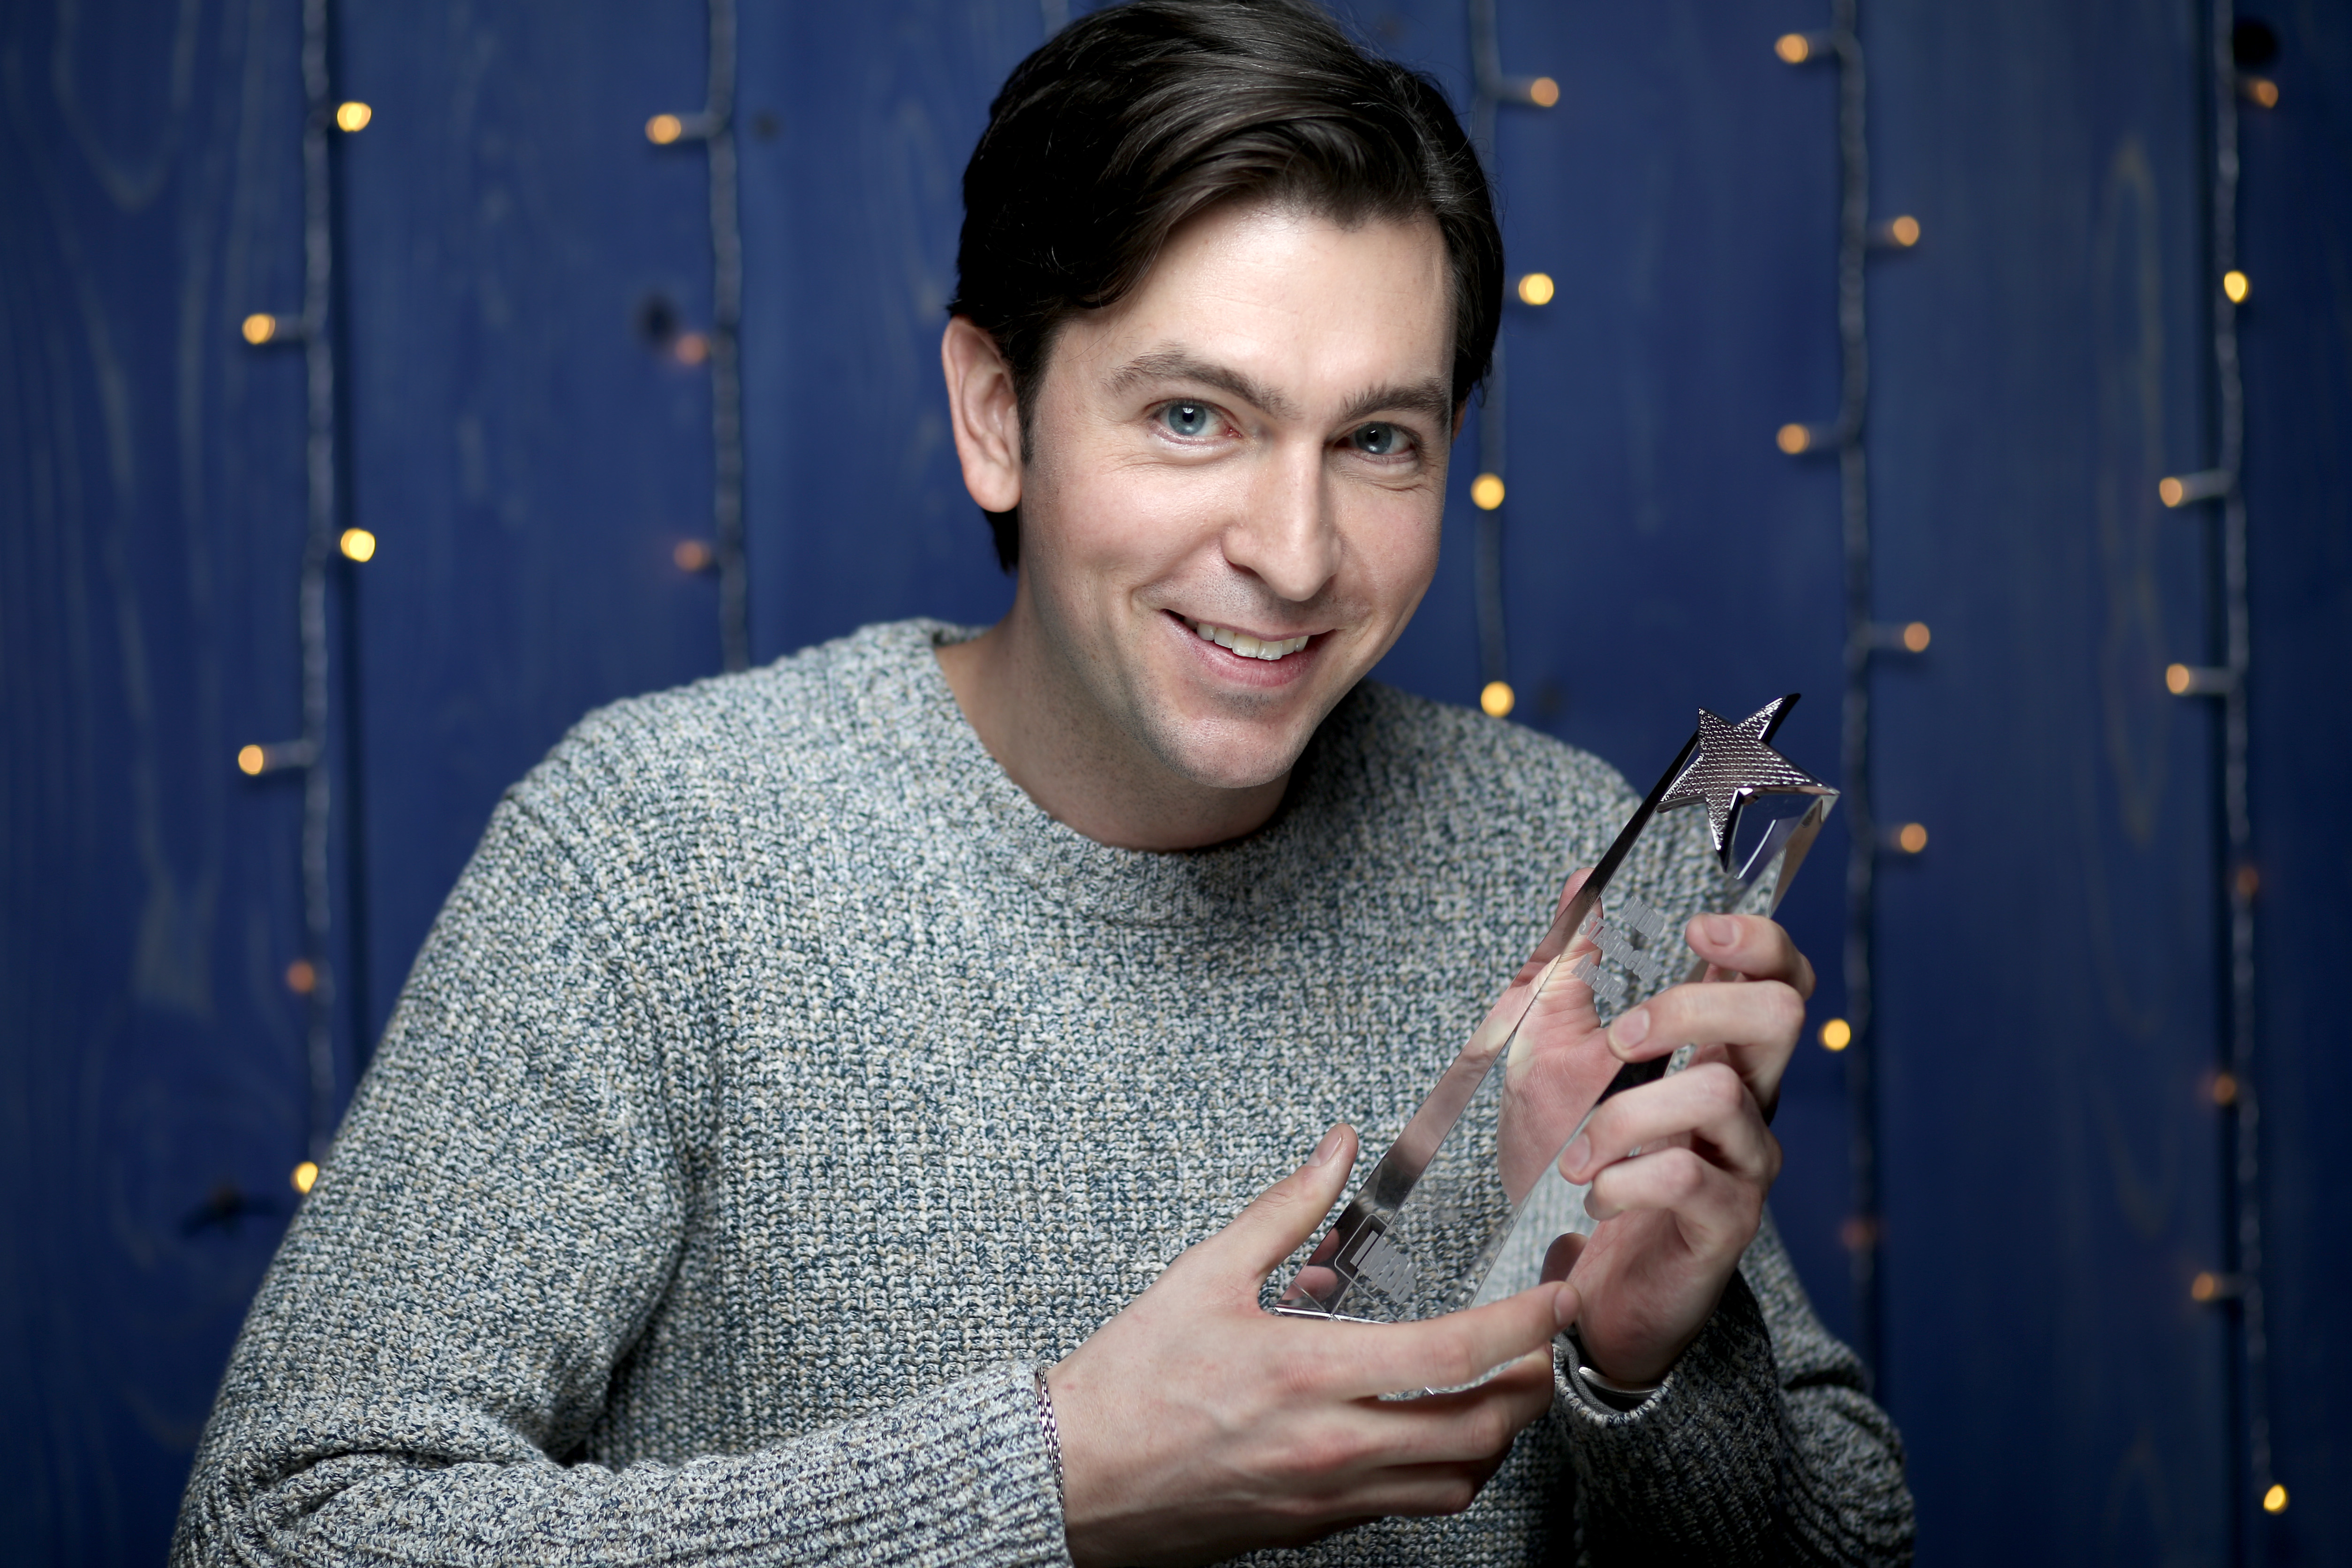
[234,0,370,1195]
[234,0,754,1207]
[647,0,749,673]
[1767,0,1928,1390]
[2162,1,2284,1535]
[1462,0,1558,722]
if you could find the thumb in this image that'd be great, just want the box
[1209,1123,1358,1284]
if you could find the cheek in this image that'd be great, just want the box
[1354,498,1444,614]
[1037,456,1238,582]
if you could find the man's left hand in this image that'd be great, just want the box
[1551,911,1814,1388]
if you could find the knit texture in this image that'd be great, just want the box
[174,620,1913,1567]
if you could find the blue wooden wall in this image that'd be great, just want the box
[2,0,2344,1563]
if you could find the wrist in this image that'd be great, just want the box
[1561,1326,1667,1414]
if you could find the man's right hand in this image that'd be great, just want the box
[1046,1125,1579,1567]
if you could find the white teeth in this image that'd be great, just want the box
[1185,619,1311,659]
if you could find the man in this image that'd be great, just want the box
[177,2,1912,1563]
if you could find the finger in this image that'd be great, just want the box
[1337,1279,1579,1399]
[1684,913,1814,997]
[1601,977,1805,1112]
[1558,1062,1781,1187]
[1539,1231,1586,1284]
[1513,867,1596,980]
[1581,1144,1759,1255]
[1359,1350,1557,1469]
[1206,1124,1358,1283]
[1502,879,1606,1081]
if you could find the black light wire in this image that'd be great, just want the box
[706,0,749,674]
[1465,0,1550,699]
[653,0,749,672]
[2201,0,2274,1543]
[1777,0,1889,1386]
[297,0,348,1160]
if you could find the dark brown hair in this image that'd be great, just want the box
[949,0,1502,569]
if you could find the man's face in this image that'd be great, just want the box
[1013,201,1456,792]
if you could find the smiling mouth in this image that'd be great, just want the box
[1183,616,1314,661]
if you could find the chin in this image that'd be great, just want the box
[1148,713,1322,794]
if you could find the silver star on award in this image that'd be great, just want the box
[1276,695,1838,1332]
[1660,697,1829,873]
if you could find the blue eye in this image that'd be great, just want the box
[1351,423,1406,456]
[1163,401,1213,438]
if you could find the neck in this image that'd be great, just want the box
[936,594,1291,853]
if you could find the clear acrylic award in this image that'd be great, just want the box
[1275,697,1836,1325]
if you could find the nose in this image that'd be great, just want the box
[1221,440,1341,604]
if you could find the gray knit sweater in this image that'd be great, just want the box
[174,620,1912,1567]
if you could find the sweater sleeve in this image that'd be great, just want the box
[1556,1211,1913,1566]
[170,788,1071,1568]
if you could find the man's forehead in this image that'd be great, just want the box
[1067,204,1454,417]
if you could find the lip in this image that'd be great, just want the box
[1162,609,1328,689]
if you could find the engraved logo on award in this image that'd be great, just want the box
[1275,697,1837,1330]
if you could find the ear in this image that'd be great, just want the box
[942,316,1024,514]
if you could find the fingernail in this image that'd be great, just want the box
[1560,1135,1591,1178]
[1706,916,1738,948]
[1609,1007,1650,1052]
[1307,1126,1346,1167]
[1553,1284,1579,1331]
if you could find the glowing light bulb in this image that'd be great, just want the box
[292,1160,319,1194]
[2263,1484,2288,1514]
[2223,269,2250,303]
[673,539,715,573]
[284,959,317,995]
[2211,1072,2239,1106]
[2246,77,2279,109]
[334,101,372,132]
[339,528,377,562]
[1886,214,1920,247]
[2158,476,2186,507]
[237,744,266,776]
[1901,621,1931,652]
[1480,681,1515,719]
[2191,1271,2220,1302]
[1820,1018,1853,1052]
[647,114,684,145]
[1527,77,1560,108]
[1470,473,1505,510]
[2165,663,2194,695]
[1775,33,1811,64]
[242,313,278,344]
[1896,823,1928,854]
[1777,423,1811,455]
[674,331,711,366]
[1516,272,1556,306]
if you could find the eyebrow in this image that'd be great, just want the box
[1105,348,1455,433]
